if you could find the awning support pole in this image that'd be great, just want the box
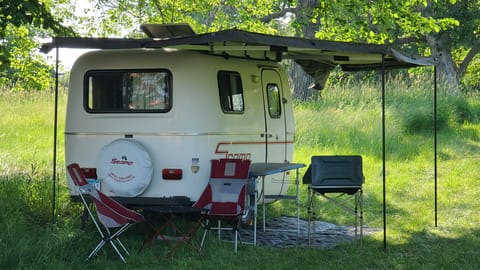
[381,54,387,250]
[52,45,59,225]
[434,66,438,227]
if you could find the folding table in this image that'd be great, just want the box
[248,162,305,245]
[142,205,203,256]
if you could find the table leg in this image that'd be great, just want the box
[145,212,203,257]
[253,177,258,246]
[262,176,266,232]
[166,215,203,256]
[295,168,300,235]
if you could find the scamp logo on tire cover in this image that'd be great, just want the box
[108,156,135,182]
[97,139,153,197]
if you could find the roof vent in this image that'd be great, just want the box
[140,23,195,39]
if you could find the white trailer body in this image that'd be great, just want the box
[66,48,295,205]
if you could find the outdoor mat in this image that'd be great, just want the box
[218,216,379,248]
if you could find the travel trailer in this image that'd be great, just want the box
[65,27,294,210]
[41,24,435,246]
[42,24,432,214]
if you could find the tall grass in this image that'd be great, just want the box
[0,91,66,175]
[292,76,480,235]
[1,81,480,269]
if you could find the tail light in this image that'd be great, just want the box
[162,168,183,180]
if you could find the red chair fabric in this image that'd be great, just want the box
[192,159,251,253]
[67,163,144,263]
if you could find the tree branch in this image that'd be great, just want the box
[390,36,426,45]
[259,7,298,23]
[457,42,480,80]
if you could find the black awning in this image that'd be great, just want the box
[41,28,435,88]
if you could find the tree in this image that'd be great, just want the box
[0,25,52,91]
[57,0,479,95]
[0,0,74,91]
[0,0,69,35]
[422,0,480,92]
[214,0,479,95]
[65,0,287,37]
[292,0,479,94]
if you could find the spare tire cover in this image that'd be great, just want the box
[97,139,153,197]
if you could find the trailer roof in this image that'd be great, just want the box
[41,28,435,88]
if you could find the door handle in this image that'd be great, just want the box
[260,133,273,138]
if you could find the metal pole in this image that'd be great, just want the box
[52,45,59,225]
[434,66,438,227]
[381,55,387,250]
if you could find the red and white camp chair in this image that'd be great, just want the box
[192,159,251,253]
[67,163,144,263]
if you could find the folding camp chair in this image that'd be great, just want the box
[303,156,364,244]
[67,163,145,263]
[192,159,251,253]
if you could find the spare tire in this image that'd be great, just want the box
[97,139,153,197]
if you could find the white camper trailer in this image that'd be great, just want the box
[45,24,432,212]
[42,24,435,244]
[65,43,294,207]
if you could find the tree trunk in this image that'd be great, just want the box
[422,1,460,95]
[426,32,460,95]
[289,61,318,100]
[289,0,322,101]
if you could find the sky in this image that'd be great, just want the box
[43,46,93,71]
[43,0,97,70]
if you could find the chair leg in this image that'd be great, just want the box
[87,240,106,261]
[308,189,317,245]
[108,239,127,263]
[200,218,244,253]
[110,224,131,255]
[81,206,89,229]
[359,189,364,244]
[353,190,364,243]
[87,235,129,263]
[86,225,131,263]
[354,192,358,237]
[237,229,243,245]
[199,219,209,251]
[310,188,364,246]
[307,187,311,244]
[115,238,130,256]
[312,195,317,244]
[234,229,238,253]
[200,229,208,251]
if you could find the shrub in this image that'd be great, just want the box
[448,96,478,123]
[398,102,450,134]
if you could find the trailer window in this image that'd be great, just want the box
[218,71,244,113]
[85,70,172,113]
[266,83,281,118]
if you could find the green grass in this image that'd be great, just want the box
[1,84,479,269]
[0,91,66,175]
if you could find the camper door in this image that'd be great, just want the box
[261,69,287,162]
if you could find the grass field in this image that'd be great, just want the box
[1,82,479,269]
